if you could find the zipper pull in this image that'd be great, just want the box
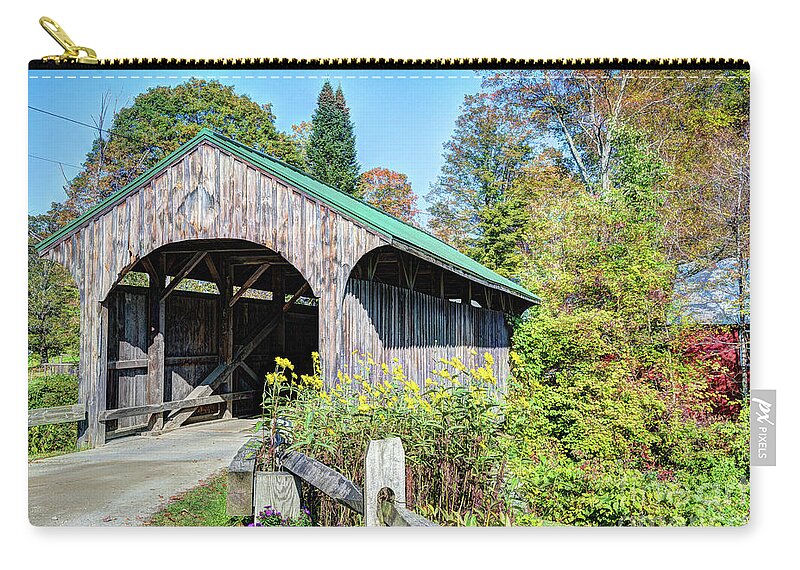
[39,16,98,64]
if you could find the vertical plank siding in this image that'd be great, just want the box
[43,140,519,447]
[106,289,149,431]
[340,279,511,390]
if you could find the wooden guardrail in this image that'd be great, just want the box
[228,435,435,525]
[28,404,86,427]
[29,390,256,430]
[98,390,257,422]
[278,437,435,527]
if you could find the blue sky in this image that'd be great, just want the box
[28,69,484,223]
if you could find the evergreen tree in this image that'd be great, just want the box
[307,81,360,195]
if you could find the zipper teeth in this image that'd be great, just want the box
[30,57,750,69]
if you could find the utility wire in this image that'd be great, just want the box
[27,105,164,153]
[28,154,82,170]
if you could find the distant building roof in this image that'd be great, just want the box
[671,258,750,326]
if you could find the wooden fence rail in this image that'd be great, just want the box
[28,404,86,427]
[228,437,435,526]
[278,437,435,526]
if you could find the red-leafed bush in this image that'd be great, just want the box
[678,327,744,419]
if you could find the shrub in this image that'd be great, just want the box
[506,316,750,526]
[28,374,79,457]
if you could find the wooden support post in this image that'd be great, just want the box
[219,256,234,419]
[364,437,406,527]
[364,438,436,527]
[272,266,285,355]
[227,437,260,516]
[145,255,166,430]
[367,252,379,281]
[78,298,109,448]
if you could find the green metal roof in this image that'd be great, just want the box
[37,128,538,303]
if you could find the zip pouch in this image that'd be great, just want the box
[28,17,751,528]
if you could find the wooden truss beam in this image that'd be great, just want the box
[228,262,271,307]
[159,251,207,301]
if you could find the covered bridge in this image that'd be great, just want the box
[36,129,537,447]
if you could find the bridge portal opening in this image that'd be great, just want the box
[104,239,318,439]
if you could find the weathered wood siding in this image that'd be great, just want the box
[340,279,511,390]
[106,288,149,431]
[45,141,387,446]
[165,291,220,402]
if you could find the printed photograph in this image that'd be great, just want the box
[28,65,750,526]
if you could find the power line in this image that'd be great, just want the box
[29,154,82,170]
[27,105,164,153]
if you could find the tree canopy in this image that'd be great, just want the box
[358,167,419,224]
[48,79,303,227]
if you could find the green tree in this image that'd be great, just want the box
[427,92,536,277]
[307,81,360,195]
[28,215,79,363]
[49,79,303,226]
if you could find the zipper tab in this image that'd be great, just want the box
[39,16,98,64]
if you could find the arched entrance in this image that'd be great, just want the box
[103,238,318,439]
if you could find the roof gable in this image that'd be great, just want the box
[37,128,537,303]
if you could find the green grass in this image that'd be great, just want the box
[145,472,247,527]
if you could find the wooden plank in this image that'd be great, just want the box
[379,500,437,527]
[284,283,310,310]
[204,255,224,292]
[164,355,219,366]
[279,450,364,514]
[99,390,258,420]
[238,362,263,390]
[159,251,207,301]
[146,255,165,431]
[364,437,406,526]
[108,359,148,370]
[229,262,271,307]
[29,404,87,427]
[227,437,260,516]
[253,471,301,518]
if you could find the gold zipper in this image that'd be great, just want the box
[35,16,747,70]
[39,17,98,65]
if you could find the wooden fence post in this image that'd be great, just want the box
[364,437,406,526]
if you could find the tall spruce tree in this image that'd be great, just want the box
[307,81,360,195]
